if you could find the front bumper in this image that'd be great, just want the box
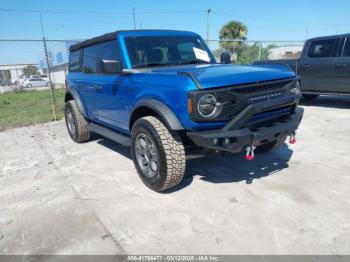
[187,105,304,153]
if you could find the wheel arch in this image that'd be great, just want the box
[129,99,184,132]
[64,90,88,118]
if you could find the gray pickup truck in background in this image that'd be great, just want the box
[254,34,350,99]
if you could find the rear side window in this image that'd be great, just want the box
[99,40,120,61]
[69,50,80,71]
[342,38,350,57]
[82,45,98,73]
[307,39,338,58]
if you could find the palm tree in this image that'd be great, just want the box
[219,21,248,61]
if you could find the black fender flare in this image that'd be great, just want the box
[131,99,184,131]
[64,89,88,118]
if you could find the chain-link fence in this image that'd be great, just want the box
[207,40,305,64]
[0,38,305,130]
[0,39,79,130]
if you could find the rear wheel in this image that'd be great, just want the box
[26,84,32,88]
[64,100,91,143]
[131,116,186,192]
[302,94,319,100]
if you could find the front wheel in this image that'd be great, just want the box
[131,116,186,192]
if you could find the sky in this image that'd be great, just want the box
[0,0,350,64]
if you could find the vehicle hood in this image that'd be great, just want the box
[136,64,295,89]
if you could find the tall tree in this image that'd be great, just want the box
[219,21,248,61]
[237,43,275,64]
[22,65,38,78]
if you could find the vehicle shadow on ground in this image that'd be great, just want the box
[300,95,350,109]
[96,137,293,193]
[165,144,294,193]
[97,138,132,159]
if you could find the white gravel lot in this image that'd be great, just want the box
[0,96,350,255]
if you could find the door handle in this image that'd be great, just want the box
[300,64,310,69]
[336,63,346,69]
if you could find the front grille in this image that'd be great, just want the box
[233,80,292,94]
[212,79,293,120]
[189,78,295,122]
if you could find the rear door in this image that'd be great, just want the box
[299,37,340,93]
[78,45,100,119]
[333,37,350,94]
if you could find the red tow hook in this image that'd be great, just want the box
[245,146,256,161]
[289,132,296,144]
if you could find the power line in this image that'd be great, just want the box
[0,8,204,16]
[213,11,350,27]
[1,7,349,27]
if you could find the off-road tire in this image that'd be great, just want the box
[65,100,91,143]
[131,116,186,192]
[255,134,288,154]
[302,94,319,100]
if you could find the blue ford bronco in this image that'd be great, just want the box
[65,30,304,191]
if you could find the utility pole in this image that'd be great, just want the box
[305,26,309,41]
[133,7,136,30]
[40,13,57,121]
[206,8,211,44]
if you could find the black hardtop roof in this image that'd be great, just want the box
[307,33,350,42]
[69,29,196,52]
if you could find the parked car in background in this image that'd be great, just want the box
[254,34,350,99]
[40,75,49,81]
[22,78,49,88]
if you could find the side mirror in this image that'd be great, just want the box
[220,52,231,64]
[101,59,122,74]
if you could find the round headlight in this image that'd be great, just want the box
[290,81,301,94]
[197,94,218,118]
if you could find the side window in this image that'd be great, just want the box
[69,50,80,71]
[342,38,350,57]
[98,40,121,73]
[307,39,338,58]
[82,45,98,73]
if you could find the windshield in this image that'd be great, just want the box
[124,35,214,68]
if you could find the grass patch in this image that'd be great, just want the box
[0,88,65,130]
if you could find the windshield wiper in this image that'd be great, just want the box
[133,62,169,68]
[175,60,210,65]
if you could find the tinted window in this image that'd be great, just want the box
[307,39,338,58]
[82,45,98,73]
[69,50,80,71]
[98,40,121,73]
[177,42,197,60]
[125,35,212,68]
[342,38,350,57]
[99,40,120,61]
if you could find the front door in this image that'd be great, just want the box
[299,37,340,93]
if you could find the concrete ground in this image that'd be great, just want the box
[0,96,350,255]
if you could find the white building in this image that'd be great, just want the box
[37,41,77,85]
[0,64,37,85]
[268,46,303,60]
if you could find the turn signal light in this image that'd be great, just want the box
[188,98,193,113]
